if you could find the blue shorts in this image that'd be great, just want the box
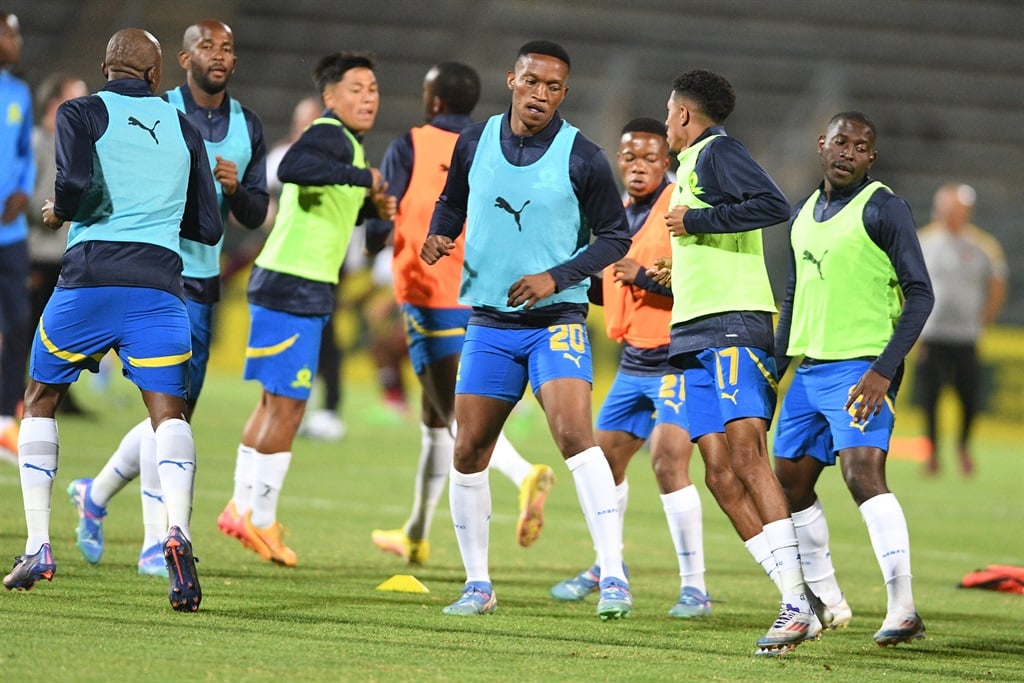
[31,286,191,398]
[456,322,592,403]
[243,304,330,400]
[185,298,213,402]
[596,370,689,440]
[681,346,778,440]
[402,303,469,375]
[773,359,896,465]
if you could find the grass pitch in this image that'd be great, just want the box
[1,366,1022,682]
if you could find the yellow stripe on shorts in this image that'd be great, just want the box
[404,313,466,338]
[126,350,191,368]
[744,347,779,393]
[38,321,107,364]
[246,333,300,358]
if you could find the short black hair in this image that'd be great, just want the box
[313,50,376,92]
[432,61,480,115]
[671,69,735,124]
[828,110,877,139]
[516,40,570,70]
[622,117,667,138]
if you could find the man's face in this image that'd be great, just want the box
[0,14,22,67]
[617,131,670,201]
[323,66,379,133]
[506,53,568,135]
[818,118,877,191]
[664,93,687,153]
[182,23,236,95]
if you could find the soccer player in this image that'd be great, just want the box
[550,118,708,617]
[218,50,394,566]
[368,61,556,565]
[657,69,812,655]
[3,28,221,613]
[0,12,33,462]
[66,19,270,577]
[773,112,933,647]
[915,182,1007,475]
[421,41,632,619]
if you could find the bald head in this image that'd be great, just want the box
[102,28,162,92]
[932,182,976,233]
[182,19,232,51]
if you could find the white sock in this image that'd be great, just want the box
[488,429,532,487]
[764,518,809,609]
[231,444,256,514]
[449,467,491,584]
[249,450,292,528]
[589,480,629,570]
[18,418,59,554]
[661,485,706,592]
[566,447,625,583]
[860,492,916,615]
[404,423,453,540]
[90,418,148,507]
[792,499,844,607]
[154,419,196,539]
[745,531,781,591]
[138,427,167,549]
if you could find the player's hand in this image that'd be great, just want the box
[421,234,454,264]
[647,256,672,288]
[845,369,891,424]
[665,205,690,237]
[507,272,556,309]
[371,182,397,220]
[2,191,28,224]
[41,199,65,230]
[611,257,642,286]
[213,156,239,196]
[369,168,386,193]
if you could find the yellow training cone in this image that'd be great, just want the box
[376,574,430,593]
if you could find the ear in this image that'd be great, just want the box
[506,70,515,91]
[177,50,189,70]
[867,150,878,166]
[101,61,109,79]
[816,134,826,152]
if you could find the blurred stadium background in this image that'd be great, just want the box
[6,0,1023,428]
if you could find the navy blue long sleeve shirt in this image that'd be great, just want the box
[164,84,269,230]
[364,113,473,254]
[53,79,221,298]
[681,126,792,236]
[774,177,934,381]
[429,109,631,312]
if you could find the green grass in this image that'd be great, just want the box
[2,365,1022,682]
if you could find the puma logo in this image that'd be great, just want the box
[720,388,740,405]
[662,399,683,415]
[22,463,57,480]
[848,419,868,434]
[802,249,828,279]
[128,116,160,144]
[495,196,530,231]
[158,459,194,472]
[260,485,273,498]
[562,352,582,368]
